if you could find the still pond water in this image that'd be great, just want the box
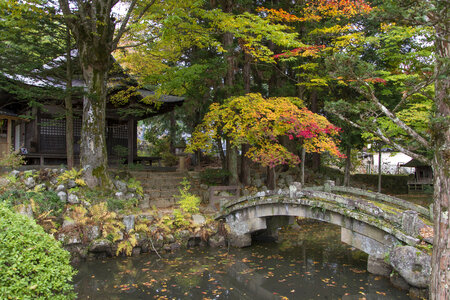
[74,223,410,300]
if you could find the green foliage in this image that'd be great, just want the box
[177,178,201,215]
[188,93,343,168]
[162,152,178,167]
[58,168,86,187]
[112,145,128,165]
[106,197,138,212]
[0,148,25,169]
[127,178,143,197]
[199,168,231,185]
[0,203,76,299]
[0,189,64,217]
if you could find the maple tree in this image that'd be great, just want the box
[187,93,343,170]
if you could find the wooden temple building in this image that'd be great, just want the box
[402,159,434,192]
[0,54,183,166]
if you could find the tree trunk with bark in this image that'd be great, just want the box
[79,54,110,187]
[65,27,74,169]
[310,90,321,171]
[227,140,239,185]
[221,0,240,185]
[59,0,151,187]
[240,51,251,185]
[344,146,351,187]
[430,18,449,300]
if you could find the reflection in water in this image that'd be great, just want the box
[74,223,410,299]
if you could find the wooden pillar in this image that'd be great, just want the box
[127,119,135,165]
[6,119,12,152]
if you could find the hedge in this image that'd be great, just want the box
[0,203,75,299]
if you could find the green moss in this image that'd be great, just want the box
[369,201,402,215]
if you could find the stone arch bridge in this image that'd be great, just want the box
[216,181,433,260]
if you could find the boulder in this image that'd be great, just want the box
[289,182,302,198]
[16,204,33,219]
[170,242,181,251]
[390,272,410,291]
[24,177,36,189]
[10,170,20,178]
[57,191,67,203]
[367,256,392,277]
[209,235,226,248]
[132,247,141,256]
[229,233,251,248]
[115,191,125,200]
[165,234,175,243]
[62,219,75,229]
[67,194,80,204]
[192,214,206,226]
[123,215,135,232]
[58,232,81,245]
[389,246,431,288]
[125,193,136,200]
[114,180,128,193]
[56,184,66,192]
[89,239,112,254]
[67,179,77,189]
[86,225,100,241]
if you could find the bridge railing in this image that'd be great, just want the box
[303,183,431,220]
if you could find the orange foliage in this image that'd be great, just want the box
[273,45,326,59]
[258,0,373,24]
[187,93,344,168]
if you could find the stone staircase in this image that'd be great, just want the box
[131,171,198,209]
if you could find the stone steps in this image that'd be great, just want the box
[133,171,199,209]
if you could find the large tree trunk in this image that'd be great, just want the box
[430,20,449,300]
[310,90,321,171]
[267,167,276,190]
[65,27,74,169]
[79,43,110,187]
[344,146,351,187]
[227,140,239,185]
[59,0,117,188]
[222,1,239,185]
[240,144,250,185]
[240,52,251,185]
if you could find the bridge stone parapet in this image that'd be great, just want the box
[218,182,433,290]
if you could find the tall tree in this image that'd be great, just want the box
[58,0,156,187]
[1,0,76,166]
[324,1,448,297]
[187,93,344,188]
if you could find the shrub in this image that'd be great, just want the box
[199,168,231,185]
[162,152,178,167]
[0,189,64,217]
[0,148,25,169]
[177,178,201,214]
[0,203,76,299]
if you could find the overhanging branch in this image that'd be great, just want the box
[332,110,430,164]
[357,80,431,149]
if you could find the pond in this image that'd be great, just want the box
[74,222,410,299]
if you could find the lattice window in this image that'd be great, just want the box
[74,118,82,137]
[111,125,128,139]
[40,118,65,135]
